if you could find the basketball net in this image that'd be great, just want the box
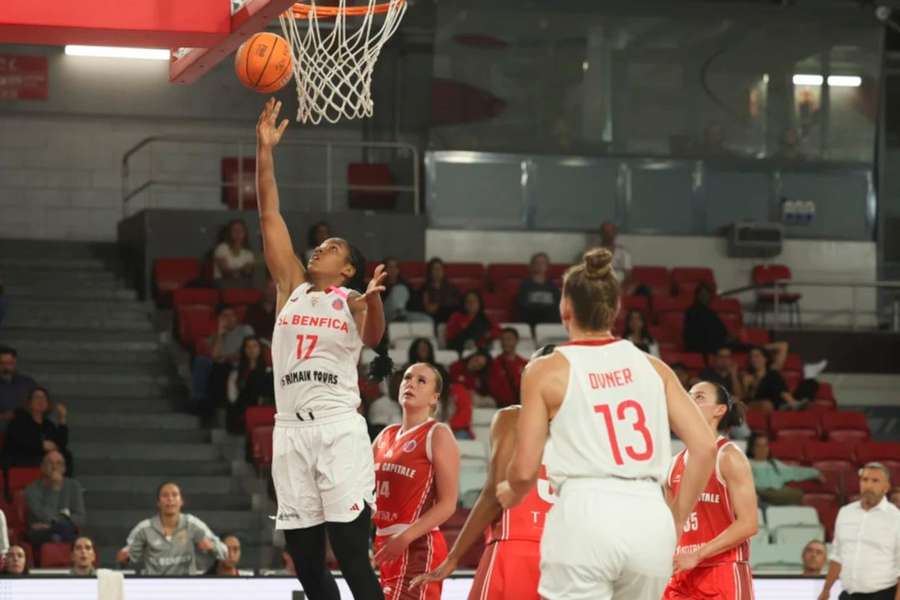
[279,1,407,124]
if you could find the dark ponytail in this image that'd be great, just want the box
[708,382,745,432]
[368,337,394,383]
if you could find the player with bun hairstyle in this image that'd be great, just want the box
[663,381,758,600]
[497,247,718,600]
[256,98,387,600]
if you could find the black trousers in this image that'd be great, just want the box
[840,586,897,600]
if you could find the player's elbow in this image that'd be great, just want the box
[509,462,536,490]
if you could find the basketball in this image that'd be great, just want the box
[234,32,293,93]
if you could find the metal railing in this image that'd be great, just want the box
[722,279,900,331]
[121,135,420,217]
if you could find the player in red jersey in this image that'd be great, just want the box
[663,380,759,600]
[372,362,460,600]
[411,402,555,600]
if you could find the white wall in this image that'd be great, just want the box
[426,229,878,326]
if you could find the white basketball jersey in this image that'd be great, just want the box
[547,339,671,489]
[272,282,363,416]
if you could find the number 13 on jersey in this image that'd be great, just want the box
[593,399,654,465]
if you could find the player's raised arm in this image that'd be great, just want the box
[256,98,305,294]
[650,356,718,530]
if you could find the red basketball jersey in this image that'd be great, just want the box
[487,465,555,544]
[373,420,447,533]
[668,437,749,566]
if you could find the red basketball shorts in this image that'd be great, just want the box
[663,562,754,600]
[376,530,447,600]
[468,540,541,600]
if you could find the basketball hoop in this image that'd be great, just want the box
[278,0,407,124]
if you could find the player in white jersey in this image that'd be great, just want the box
[497,247,719,600]
[256,98,386,600]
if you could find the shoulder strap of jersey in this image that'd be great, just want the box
[714,437,736,485]
[426,421,452,462]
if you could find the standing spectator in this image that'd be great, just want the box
[818,463,900,600]
[597,222,632,285]
[0,346,36,425]
[516,252,561,327]
[303,221,332,265]
[445,291,500,355]
[24,450,85,545]
[405,338,438,369]
[225,336,273,434]
[699,345,744,399]
[244,279,277,344]
[3,387,71,474]
[742,345,800,412]
[448,350,492,406]
[2,544,27,575]
[487,328,528,407]
[408,258,460,324]
[192,306,255,425]
[70,536,97,576]
[206,534,242,576]
[683,284,729,355]
[381,258,412,323]
[212,219,257,289]
[801,539,827,576]
[622,310,659,357]
[746,432,822,505]
[117,482,227,575]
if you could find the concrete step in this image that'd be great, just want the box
[0,239,118,261]
[3,287,137,301]
[822,373,900,407]
[14,349,162,366]
[73,427,210,444]
[68,412,199,430]
[0,257,110,271]
[63,396,178,413]
[72,442,223,461]
[0,327,157,343]
[28,370,171,385]
[3,314,154,331]
[8,298,150,317]
[85,491,252,511]
[79,475,238,495]
[78,459,231,477]
[3,270,120,285]
[19,360,169,378]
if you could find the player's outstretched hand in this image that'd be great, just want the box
[257,98,289,148]
[350,264,387,311]
[373,532,411,566]
[410,555,459,589]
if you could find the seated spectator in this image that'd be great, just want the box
[381,257,413,323]
[205,534,241,576]
[212,219,256,289]
[117,482,227,575]
[891,486,900,509]
[244,279,277,343]
[407,258,460,324]
[449,350,493,407]
[303,221,332,265]
[487,328,528,407]
[699,345,744,399]
[671,362,696,390]
[2,544,27,575]
[192,306,255,425]
[746,432,822,505]
[622,310,659,357]
[0,346,37,425]
[226,336,274,434]
[516,252,561,327]
[70,536,97,576]
[446,291,500,354]
[742,345,800,412]
[801,539,826,576]
[366,371,402,440]
[3,387,72,474]
[445,382,474,440]
[25,450,85,545]
[683,284,729,355]
[405,338,437,369]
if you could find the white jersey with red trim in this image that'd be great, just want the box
[547,339,671,489]
[272,282,362,416]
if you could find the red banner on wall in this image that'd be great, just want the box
[0,54,48,100]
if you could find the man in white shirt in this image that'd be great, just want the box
[818,463,900,600]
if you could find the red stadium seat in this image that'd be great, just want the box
[39,543,73,568]
[172,287,219,308]
[822,412,870,442]
[783,353,803,372]
[770,412,820,441]
[802,495,839,541]
[671,267,716,294]
[710,297,741,315]
[485,307,511,324]
[805,441,856,469]
[444,262,485,279]
[251,425,274,468]
[815,382,836,405]
[176,305,215,346]
[449,277,485,293]
[782,370,803,394]
[661,351,705,371]
[245,406,277,433]
[547,264,569,283]
[658,312,685,342]
[752,264,802,326]
[768,439,805,464]
[652,295,692,316]
[221,288,263,306]
[7,467,41,493]
[738,327,770,346]
[621,295,650,315]
[486,263,529,287]
[482,292,508,310]
[719,312,742,337]
[494,278,521,303]
[744,408,769,434]
[631,266,671,297]
[855,442,900,469]
[818,463,858,500]
[153,257,201,306]
[398,261,427,280]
